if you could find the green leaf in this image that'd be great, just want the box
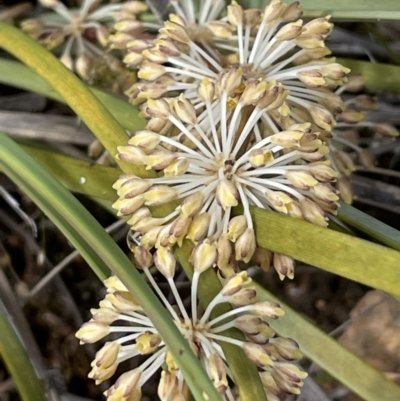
[234,206,400,296]
[338,59,400,92]
[255,284,400,401]
[0,302,47,401]
[238,0,400,20]
[0,58,146,133]
[338,203,400,252]
[0,132,223,401]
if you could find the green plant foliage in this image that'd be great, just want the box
[0,303,47,401]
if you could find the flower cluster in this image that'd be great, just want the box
[329,74,399,203]
[76,257,307,401]
[113,0,348,279]
[21,0,149,79]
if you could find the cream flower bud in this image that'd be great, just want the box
[208,353,228,394]
[112,195,145,216]
[198,77,215,103]
[106,291,142,312]
[139,225,162,248]
[109,32,133,50]
[138,62,166,81]
[339,109,365,124]
[154,247,176,278]
[273,253,295,280]
[216,235,233,275]
[226,215,247,242]
[191,240,217,273]
[281,1,303,21]
[235,228,256,263]
[309,104,335,131]
[39,0,58,8]
[308,162,338,181]
[172,94,197,125]
[91,307,119,324]
[271,363,308,394]
[303,16,332,36]
[158,371,178,401]
[144,185,178,206]
[252,247,272,271]
[132,245,153,269]
[104,275,128,292]
[75,53,93,80]
[177,192,204,217]
[122,1,148,14]
[186,213,210,242]
[135,332,162,354]
[218,67,243,94]
[333,151,355,176]
[229,288,257,306]
[21,19,44,37]
[270,130,303,147]
[44,30,65,50]
[89,341,120,383]
[285,170,318,190]
[60,53,73,70]
[105,368,142,400]
[221,271,251,297]
[297,69,326,87]
[337,175,353,204]
[271,337,302,360]
[115,178,152,199]
[374,123,399,137]
[127,207,151,226]
[145,150,178,170]
[117,145,146,164]
[249,148,274,167]
[156,223,177,248]
[240,81,268,106]
[242,343,274,368]
[310,183,339,202]
[250,301,285,319]
[169,215,192,238]
[128,131,161,150]
[266,191,293,214]
[295,33,324,49]
[156,39,181,57]
[160,21,190,43]
[164,158,189,176]
[207,21,233,38]
[227,1,244,26]
[216,179,239,210]
[76,321,110,344]
[263,0,284,23]
[275,19,303,41]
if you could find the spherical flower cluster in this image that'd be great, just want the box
[76,258,307,401]
[21,0,149,79]
[113,0,348,279]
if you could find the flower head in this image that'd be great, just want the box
[21,0,148,79]
[115,0,348,278]
[76,263,307,400]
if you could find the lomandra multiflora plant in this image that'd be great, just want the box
[78,0,351,399]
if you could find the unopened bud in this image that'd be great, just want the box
[235,228,256,263]
[154,247,176,278]
[76,321,110,344]
[273,253,295,280]
[190,240,217,273]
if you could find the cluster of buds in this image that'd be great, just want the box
[21,0,149,80]
[329,74,399,203]
[76,262,307,401]
[113,0,351,279]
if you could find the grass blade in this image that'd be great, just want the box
[0,302,47,401]
[0,132,223,401]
